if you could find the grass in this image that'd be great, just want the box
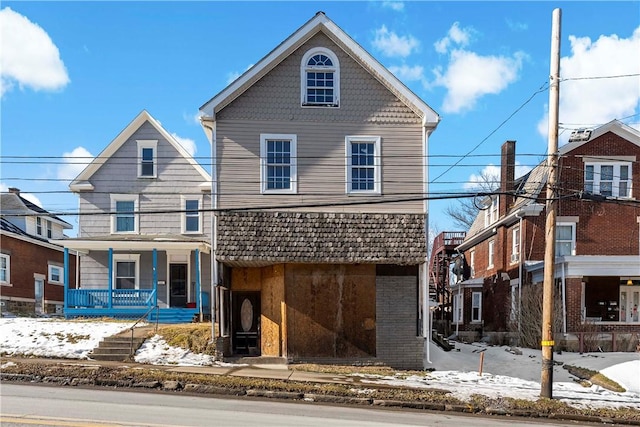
[563,364,626,392]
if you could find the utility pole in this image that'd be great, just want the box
[541,8,561,399]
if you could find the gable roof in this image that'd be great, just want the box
[199,11,439,127]
[70,110,211,192]
[0,192,72,229]
[559,119,640,154]
[459,119,640,249]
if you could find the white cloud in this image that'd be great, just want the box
[58,147,94,181]
[433,50,525,114]
[171,133,197,157]
[1,182,42,207]
[434,22,473,54]
[381,1,404,12]
[389,64,425,82]
[463,162,531,191]
[373,25,419,58]
[226,63,254,85]
[184,111,203,126]
[538,27,640,143]
[0,7,69,97]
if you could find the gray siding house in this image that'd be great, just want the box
[54,111,212,322]
[199,12,440,368]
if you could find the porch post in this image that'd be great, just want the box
[63,248,69,314]
[108,248,113,309]
[195,248,201,320]
[153,249,158,308]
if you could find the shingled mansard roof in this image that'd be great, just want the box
[0,192,71,229]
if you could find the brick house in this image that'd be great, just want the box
[1,188,77,314]
[454,120,640,350]
[199,12,439,368]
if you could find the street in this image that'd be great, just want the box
[1,383,592,427]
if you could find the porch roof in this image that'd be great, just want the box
[51,234,211,253]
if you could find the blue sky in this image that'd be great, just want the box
[1,1,639,236]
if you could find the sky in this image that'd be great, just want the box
[1,1,639,236]
[1,317,639,410]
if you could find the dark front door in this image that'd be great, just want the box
[170,264,188,308]
[232,291,260,355]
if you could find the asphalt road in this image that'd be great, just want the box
[1,383,591,427]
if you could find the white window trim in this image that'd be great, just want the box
[556,222,576,257]
[260,133,297,194]
[484,196,499,227]
[511,227,520,264]
[46,220,52,239]
[113,253,140,290]
[345,135,382,195]
[471,291,483,323]
[584,161,633,199]
[110,194,139,234]
[137,139,158,178]
[181,195,203,234]
[469,250,475,278]
[0,253,10,286]
[48,263,63,285]
[36,217,43,236]
[300,47,340,108]
[488,240,495,269]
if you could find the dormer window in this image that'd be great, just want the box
[483,196,499,227]
[137,140,158,178]
[301,48,340,107]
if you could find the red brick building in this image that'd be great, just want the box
[453,120,640,349]
[1,189,77,314]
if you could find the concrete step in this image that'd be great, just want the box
[90,353,131,362]
[96,338,146,348]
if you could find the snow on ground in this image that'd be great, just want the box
[1,318,639,410]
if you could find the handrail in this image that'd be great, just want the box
[129,304,159,358]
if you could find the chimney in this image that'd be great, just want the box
[8,187,20,194]
[500,141,515,217]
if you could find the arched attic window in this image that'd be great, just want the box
[300,47,340,107]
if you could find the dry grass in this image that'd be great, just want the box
[156,323,216,355]
[563,364,626,392]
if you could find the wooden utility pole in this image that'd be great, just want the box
[541,8,562,399]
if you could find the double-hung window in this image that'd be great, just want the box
[182,196,202,234]
[584,162,632,198]
[556,223,576,256]
[301,48,340,107]
[484,196,499,227]
[137,140,157,178]
[113,254,139,290]
[111,195,139,233]
[453,292,463,323]
[471,291,482,322]
[46,220,52,239]
[48,264,62,284]
[469,250,475,277]
[488,240,495,268]
[0,254,10,284]
[260,134,297,193]
[346,136,381,194]
[511,227,520,263]
[36,217,42,236]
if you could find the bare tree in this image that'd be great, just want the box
[444,169,500,230]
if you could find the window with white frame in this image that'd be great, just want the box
[555,223,576,256]
[511,227,520,263]
[346,136,381,194]
[453,292,463,323]
[137,140,158,178]
[471,291,482,322]
[301,47,339,107]
[46,220,52,239]
[111,195,139,233]
[113,254,139,290]
[182,196,202,234]
[484,196,499,227]
[488,240,495,268]
[469,250,475,278]
[260,134,297,193]
[48,264,63,284]
[584,162,632,198]
[0,253,10,284]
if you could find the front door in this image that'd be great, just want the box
[232,291,260,355]
[170,264,188,308]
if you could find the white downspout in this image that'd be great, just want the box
[562,261,567,335]
[516,213,523,335]
[422,124,431,365]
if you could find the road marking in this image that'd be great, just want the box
[1,415,180,427]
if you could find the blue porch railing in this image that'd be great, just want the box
[67,289,156,308]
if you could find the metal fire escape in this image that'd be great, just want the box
[428,231,466,335]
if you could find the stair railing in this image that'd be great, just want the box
[129,305,159,358]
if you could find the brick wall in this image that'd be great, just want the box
[376,275,424,369]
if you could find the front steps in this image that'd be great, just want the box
[90,326,154,362]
